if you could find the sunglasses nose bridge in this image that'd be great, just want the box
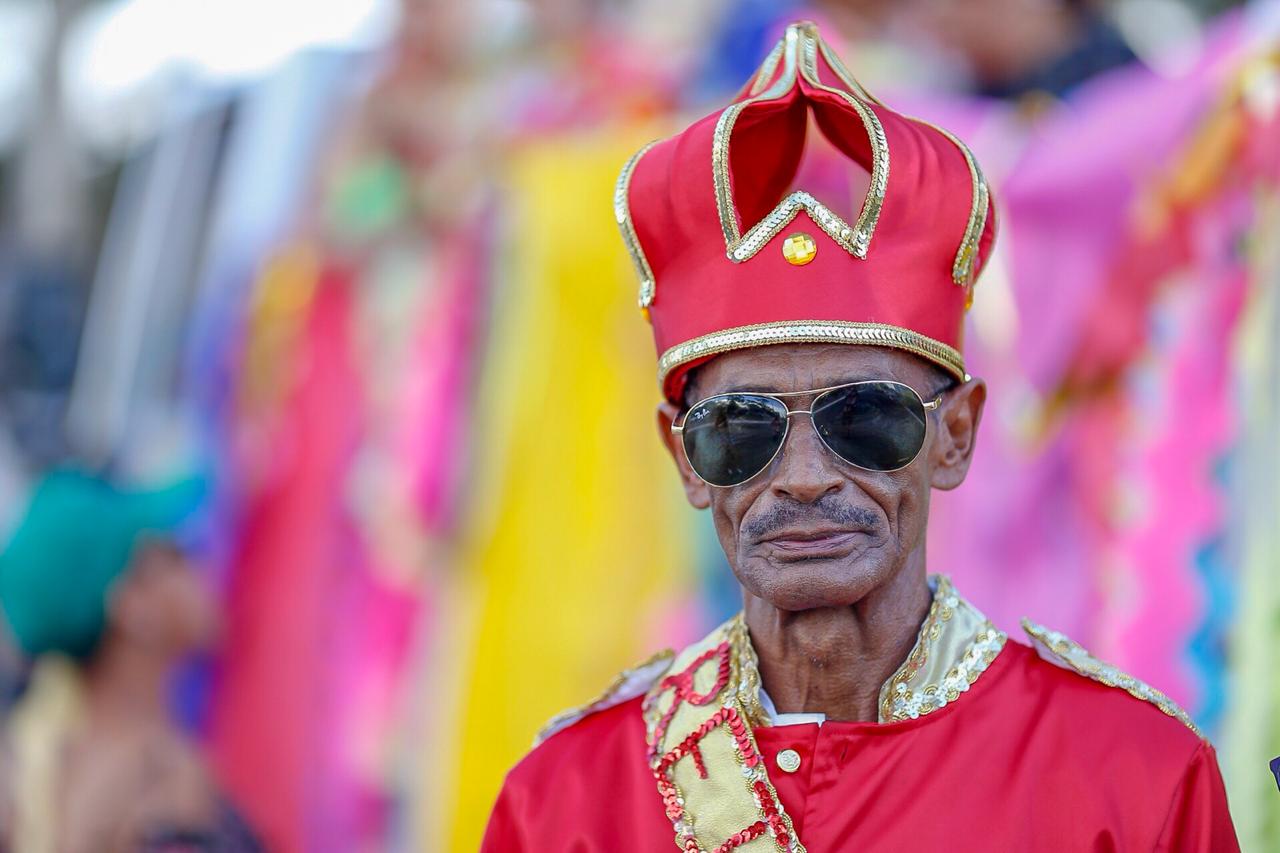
[775,402,837,459]
[765,406,848,499]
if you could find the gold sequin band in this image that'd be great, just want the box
[535,649,674,746]
[815,34,884,106]
[746,39,784,98]
[796,26,889,259]
[657,320,967,387]
[615,141,660,308]
[643,616,805,853]
[712,24,889,264]
[878,576,1007,721]
[712,27,801,252]
[914,120,991,290]
[1021,619,1203,738]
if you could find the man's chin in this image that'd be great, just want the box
[740,558,885,612]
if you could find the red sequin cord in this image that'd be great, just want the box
[652,704,794,851]
[647,642,732,761]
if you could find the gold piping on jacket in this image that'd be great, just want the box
[535,649,674,746]
[878,576,1008,721]
[644,614,805,852]
[1022,619,1203,737]
[642,575,1005,852]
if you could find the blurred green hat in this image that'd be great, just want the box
[0,469,206,660]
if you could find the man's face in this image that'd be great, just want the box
[658,343,985,612]
[116,540,222,655]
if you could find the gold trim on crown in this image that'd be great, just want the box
[912,120,991,293]
[615,141,660,309]
[816,35,885,106]
[712,23,889,265]
[657,319,967,388]
[746,39,785,97]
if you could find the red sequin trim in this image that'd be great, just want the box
[646,642,732,762]
[713,821,767,852]
[652,703,794,851]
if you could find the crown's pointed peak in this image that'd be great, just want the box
[737,18,880,108]
[785,19,822,37]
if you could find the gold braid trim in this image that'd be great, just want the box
[534,649,674,746]
[1021,619,1203,738]
[878,576,1008,722]
[644,616,805,852]
[712,23,889,264]
[658,319,967,388]
[615,141,660,309]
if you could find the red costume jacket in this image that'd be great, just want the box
[482,579,1238,852]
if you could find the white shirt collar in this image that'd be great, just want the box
[758,686,827,727]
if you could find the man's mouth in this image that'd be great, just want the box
[757,527,868,558]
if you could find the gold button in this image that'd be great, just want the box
[778,230,819,263]
[781,232,817,266]
[776,749,802,773]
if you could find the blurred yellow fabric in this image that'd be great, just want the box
[426,127,697,852]
[1221,191,1280,852]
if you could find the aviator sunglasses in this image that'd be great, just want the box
[672,380,942,488]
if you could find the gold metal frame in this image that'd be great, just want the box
[671,379,942,487]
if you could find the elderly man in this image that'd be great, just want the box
[482,22,1237,852]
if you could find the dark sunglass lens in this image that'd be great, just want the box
[812,382,927,471]
[682,395,788,487]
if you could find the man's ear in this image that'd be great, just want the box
[657,401,712,510]
[929,376,986,491]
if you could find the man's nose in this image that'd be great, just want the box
[768,413,844,503]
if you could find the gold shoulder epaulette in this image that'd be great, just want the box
[533,650,675,747]
[1021,618,1202,737]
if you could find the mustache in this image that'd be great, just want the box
[743,496,880,542]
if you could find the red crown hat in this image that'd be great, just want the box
[616,21,997,402]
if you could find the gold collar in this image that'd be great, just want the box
[877,575,1007,722]
[642,575,1006,853]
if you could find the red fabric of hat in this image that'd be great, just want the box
[616,21,998,402]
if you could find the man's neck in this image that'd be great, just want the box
[744,559,933,723]
[81,635,173,729]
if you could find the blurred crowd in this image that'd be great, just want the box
[1,0,1279,850]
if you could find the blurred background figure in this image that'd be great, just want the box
[813,0,1140,98]
[0,469,259,851]
[0,0,1278,851]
